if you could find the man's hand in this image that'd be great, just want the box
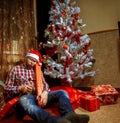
[37,90,48,107]
[18,85,34,94]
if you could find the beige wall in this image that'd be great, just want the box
[90,30,120,88]
[73,30,120,88]
[71,0,120,33]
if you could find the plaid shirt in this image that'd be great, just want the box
[5,64,49,95]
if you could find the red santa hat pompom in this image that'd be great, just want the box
[26,49,42,63]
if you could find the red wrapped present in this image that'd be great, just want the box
[0,97,19,120]
[91,84,119,105]
[80,95,100,112]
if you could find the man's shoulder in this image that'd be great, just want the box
[11,64,24,71]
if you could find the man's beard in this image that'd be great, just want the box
[26,63,34,69]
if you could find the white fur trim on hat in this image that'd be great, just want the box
[26,53,39,61]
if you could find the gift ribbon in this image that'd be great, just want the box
[35,63,43,97]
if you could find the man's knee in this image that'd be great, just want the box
[58,90,69,98]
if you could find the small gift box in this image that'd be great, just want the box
[91,84,119,105]
[0,97,19,120]
[80,95,100,112]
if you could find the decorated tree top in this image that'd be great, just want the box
[41,0,97,83]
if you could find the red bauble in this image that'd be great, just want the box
[83,49,87,54]
[62,10,66,18]
[59,0,64,3]
[62,26,67,32]
[63,45,69,50]
[54,14,58,19]
[66,32,72,37]
[48,25,52,32]
[74,27,78,31]
[53,30,57,34]
[52,5,56,9]
[48,67,52,71]
[73,13,79,20]
[67,59,72,65]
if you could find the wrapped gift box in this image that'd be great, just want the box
[80,95,100,112]
[91,84,119,105]
[0,97,19,120]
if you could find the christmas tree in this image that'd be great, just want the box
[41,0,97,84]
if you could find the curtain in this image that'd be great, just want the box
[0,0,37,81]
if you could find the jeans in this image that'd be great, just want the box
[16,90,74,123]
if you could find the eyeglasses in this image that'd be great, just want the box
[27,57,37,63]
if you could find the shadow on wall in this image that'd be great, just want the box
[72,76,95,88]
[117,39,120,72]
[118,21,120,72]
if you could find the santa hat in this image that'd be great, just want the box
[26,49,42,62]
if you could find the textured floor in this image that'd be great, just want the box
[75,97,120,123]
[1,97,120,123]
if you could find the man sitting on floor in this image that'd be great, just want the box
[4,49,89,123]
